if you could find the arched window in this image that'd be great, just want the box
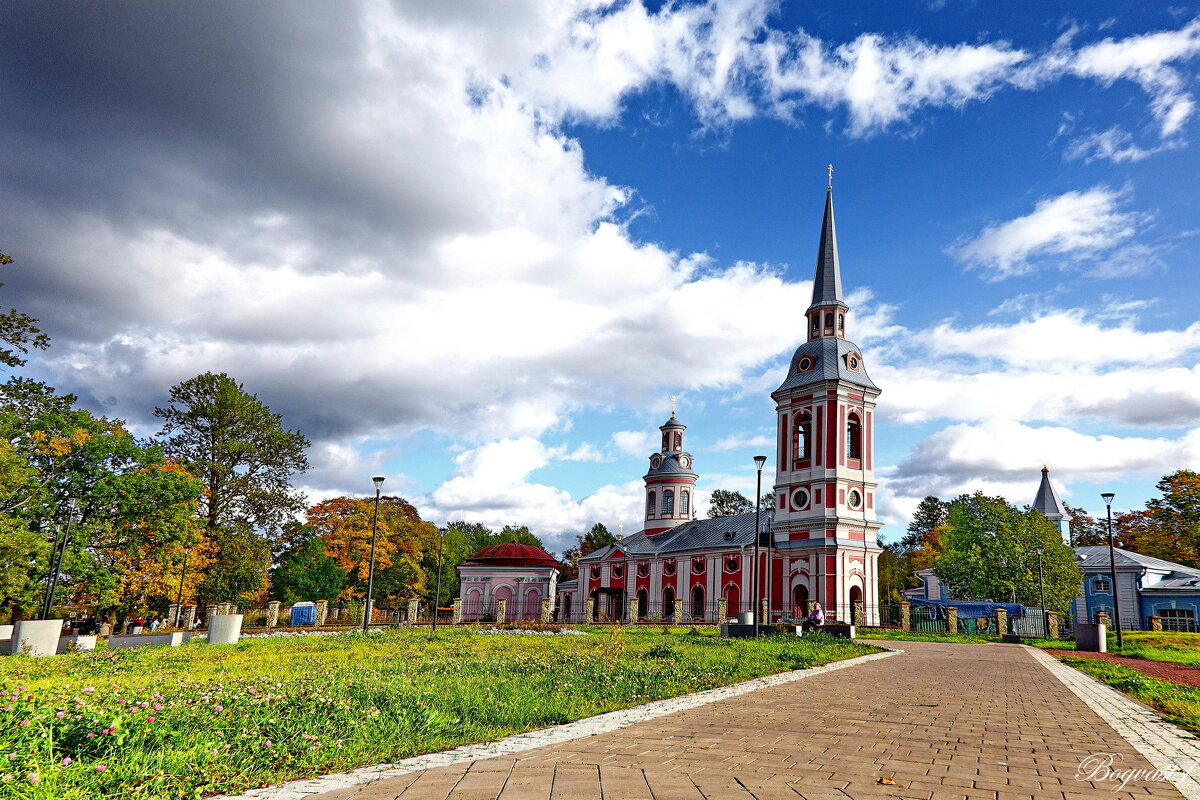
[846,413,863,460]
[637,589,647,619]
[792,412,812,461]
[562,595,572,621]
[661,431,669,450]
[662,489,675,514]
[672,431,682,450]
[692,586,705,619]
[663,587,676,618]
[824,311,834,331]
[646,491,656,516]
[724,584,739,617]
[680,490,690,516]
[838,313,845,333]
[811,314,819,335]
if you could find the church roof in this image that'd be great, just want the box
[581,512,767,559]
[810,186,845,309]
[1032,467,1070,520]
[464,542,559,567]
[774,337,879,394]
[644,452,697,478]
[1075,546,1200,577]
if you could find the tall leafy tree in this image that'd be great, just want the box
[154,372,310,539]
[707,489,754,518]
[0,250,49,369]
[270,523,346,604]
[560,522,617,580]
[933,493,1080,611]
[1147,470,1200,567]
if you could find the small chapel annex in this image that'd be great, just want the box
[557,180,883,625]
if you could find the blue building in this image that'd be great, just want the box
[1073,546,1200,632]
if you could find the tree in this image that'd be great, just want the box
[560,522,617,580]
[932,493,1080,612]
[154,372,310,543]
[1147,470,1200,567]
[901,496,948,550]
[707,489,753,518]
[0,250,50,369]
[1066,505,1106,547]
[270,524,346,604]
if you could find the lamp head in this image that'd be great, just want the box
[1101,492,1115,506]
[372,476,385,490]
[753,455,767,470]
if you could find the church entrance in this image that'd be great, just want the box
[592,588,624,622]
[793,584,809,619]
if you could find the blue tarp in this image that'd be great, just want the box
[911,599,1026,619]
[290,602,316,625]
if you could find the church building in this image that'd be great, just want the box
[556,180,883,625]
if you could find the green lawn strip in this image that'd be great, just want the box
[1026,632,1200,667]
[1057,656,1200,736]
[0,628,878,800]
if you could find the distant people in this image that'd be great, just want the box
[802,602,824,633]
[149,617,160,632]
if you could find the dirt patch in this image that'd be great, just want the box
[1047,648,1200,688]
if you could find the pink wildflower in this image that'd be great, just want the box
[55,711,66,718]
[60,757,72,766]
[146,717,155,723]
[264,740,273,748]
[0,774,10,782]
[102,727,115,735]
[214,705,223,712]
[18,720,29,727]
[153,704,163,711]
[95,765,106,773]
[27,774,40,784]
[81,687,95,694]
[86,733,96,739]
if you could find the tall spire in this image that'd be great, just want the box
[809,179,844,309]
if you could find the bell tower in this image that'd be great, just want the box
[769,173,883,624]
[643,402,698,535]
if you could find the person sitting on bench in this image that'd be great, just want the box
[802,602,824,633]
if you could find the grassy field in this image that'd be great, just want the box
[1058,657,1200,735]
[1027,631,1200,666]
[0,626,878,800]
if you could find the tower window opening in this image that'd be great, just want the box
[661,432,669,451]
[792,413,812,462]
[646,491,656,516]
[662,489,675,514]
[672,431,682,450]
[838,313,844,333]
[824,311,834,331]
[811,314,819,335]
[846,413,863,460]
[680,490,690,516]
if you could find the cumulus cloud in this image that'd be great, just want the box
[886,419,1200,509]
[949,186,1151,279]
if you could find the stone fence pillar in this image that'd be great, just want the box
[995,608,1008,636]
[628,597,638,623]
[182,605,196,629]
[407,598,419,625]
[266,601,281,629]
[167,604,180,628]
[496,598,507,623]
[852,601,863,626]
[1046,611,1060,638]
[541,598,552,622]
[946,606,958,634]
[899,601,911,632]
[717,597,727,622]
[314,600,328,626]
[452,598,462,625]
[1149,615,1162,632]
[674,598,683,623]
[585,597,595,623]
[761,598,769,625]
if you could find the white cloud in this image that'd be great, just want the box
[711,432,775,452]
[950,186,1148,279]
[611,430,658,458]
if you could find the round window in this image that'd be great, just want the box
[797,357,812,372]
[847,489,862,509]
[663,561,676,575]
[680,456,691,469]
[650,455,661,469]
[612,565,624,578]
[590,566,600,579]
[692,559,706,575]
[791,489,809,510]
[725,558,738,571]
[847,355,859,370]
[637,562,649,577]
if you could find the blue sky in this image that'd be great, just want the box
[2,1,1199,554]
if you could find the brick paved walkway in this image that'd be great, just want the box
[301,640,1186,800]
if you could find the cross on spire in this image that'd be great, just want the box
[827,163,834,188]
[671,395,677,417]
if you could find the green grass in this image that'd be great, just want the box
[1027,631,1200,667]
[1059,657,1200,735]
[0,626,878,799]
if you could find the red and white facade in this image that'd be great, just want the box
[559,184,882,625]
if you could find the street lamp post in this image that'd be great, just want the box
[364,476,385,633]
[1035,545,1047,638]
[431,527,446,632]
[1101,492,1123,649]
[174,544,190,628]
[752,455,767,636]
[40,498,77,620]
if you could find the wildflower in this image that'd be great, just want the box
[55,711,66,718]
[146,717,155,723]
[82,687,95,694]
[102,727,115,735]
[0,774,10,782]
[214,705,224,712]
[95,765,107,773]
[153,704,163,711]
[28,774,40,784]
[61,757,72,766]
[18,720,29,727]
[264,740,273,748]
[86,733,96,739]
